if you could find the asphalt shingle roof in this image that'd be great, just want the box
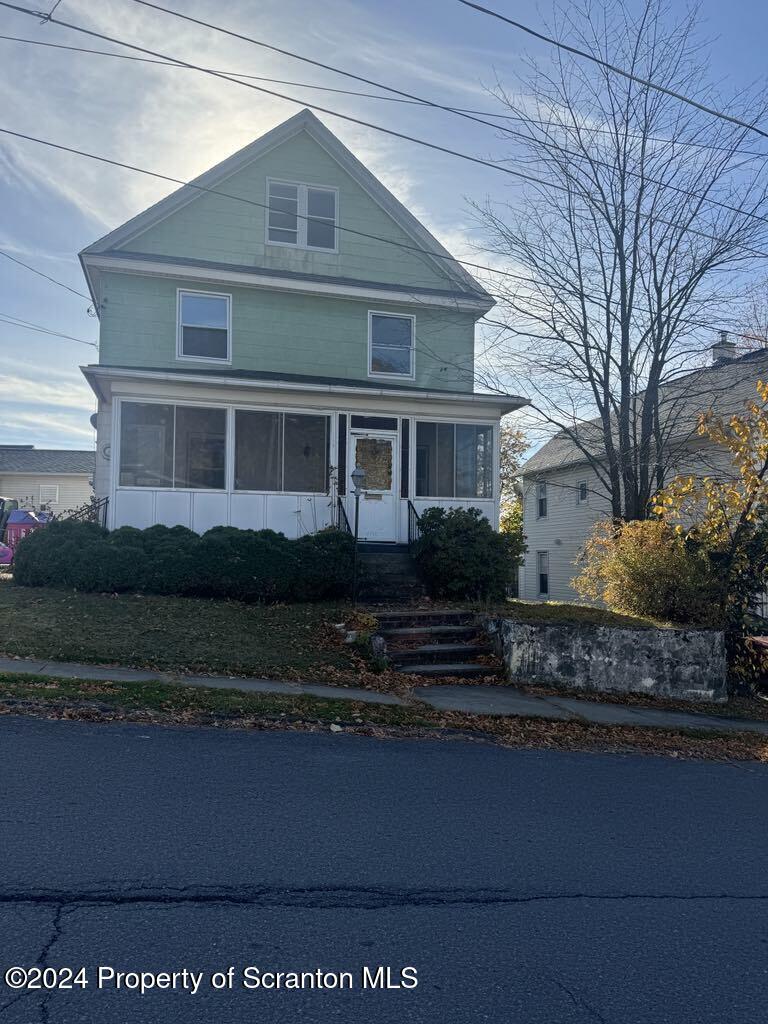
[0,449,95,475]
[522,348,768,476]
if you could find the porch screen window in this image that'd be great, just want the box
[178,292,230,361]
[267,181,337,250]
[537,551,549,596]
[119,402,225,489]
[235,411,330,493]
[415,422,493,499]
[369,313,414,377]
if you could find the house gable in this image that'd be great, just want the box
[81,110,490,302]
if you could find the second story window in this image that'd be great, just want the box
[177,290,231,362]
[537,481,548,518]
[369,312,415,378]
[267,180,337,251]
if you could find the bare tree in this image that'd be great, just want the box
[474,0,768,519]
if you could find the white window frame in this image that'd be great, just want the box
[39,484,59,505]
[368,311,416,381]
[536,480,548,518]
[176,289,232,365]
[265,178,339,253]
[577,479,588,503]
[537,550,549,597]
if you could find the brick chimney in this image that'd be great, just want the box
[711,330,737,364]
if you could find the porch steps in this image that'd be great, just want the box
[375,609,502,680]
[356,547,426,604]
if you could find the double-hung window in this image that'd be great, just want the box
[267,180,337,251]
[369,312,415,379]
[537,481,548,518]
[537,551,549,596]
[177,291,230,362]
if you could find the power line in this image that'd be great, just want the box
[457,0,768,143]
[6,31,768,230]
[0,248,91,299]
[5,32,768,165]
[0,312,97,346]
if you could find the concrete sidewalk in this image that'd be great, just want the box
[2,655,768,736]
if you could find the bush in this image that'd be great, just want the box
[13,520,354,603]
[413,506,523,600]
[573,519,722,626]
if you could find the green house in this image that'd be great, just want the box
[80,109,526,542]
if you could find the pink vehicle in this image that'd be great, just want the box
[4,509,51,554]
[0,541,11,565]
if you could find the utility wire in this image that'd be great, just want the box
[4,33,768,164]
[5,30,768,229]
[0,312,97,346]
[0,248,91,299]
[457,0,768,143]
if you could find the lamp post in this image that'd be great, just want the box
[351,464,366,604]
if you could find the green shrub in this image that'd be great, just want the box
[13,520,353,604]
[413,506,523,600]
[573,519,722,626]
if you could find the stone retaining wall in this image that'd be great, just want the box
[485,619,727,703]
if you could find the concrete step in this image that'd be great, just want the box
[389,644,493,665]
[378,624,478,640]
[375,610,476,628]
[398,662,498,678]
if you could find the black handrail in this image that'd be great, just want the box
[61,496,109,528]
[407,500,421,553]
[336,496,352,536]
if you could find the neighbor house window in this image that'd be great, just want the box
[415,422,493,499]
[537,551,549,596]
[39,484,59,505]
[235,410,330,493]
[177,291,230,362]
[537,481,548,518]
[578,480,588,503]
[267,180,337,251]
[119,402,226,489]
[369,312,415,378]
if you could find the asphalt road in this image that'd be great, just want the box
[1,716,767,1023]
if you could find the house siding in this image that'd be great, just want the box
[97,271,475,391]
[0,474,93,515]
[119,131,463,294]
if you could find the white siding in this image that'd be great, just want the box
[0,474,93,515]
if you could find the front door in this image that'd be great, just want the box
[350,432,398,542]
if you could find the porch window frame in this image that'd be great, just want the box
[176,288,232,365]
[413,418,495,500]
[265,178,339,254]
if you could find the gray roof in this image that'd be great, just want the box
[0,448,95,475]
[522,348,768,476]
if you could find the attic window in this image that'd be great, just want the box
[177,290,231,362]
[267,180,337,251]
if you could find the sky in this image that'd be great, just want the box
[1,0,768,449]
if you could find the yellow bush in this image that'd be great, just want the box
[573,519,721,626]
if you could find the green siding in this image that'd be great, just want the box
[98,272,475,390]
[119,131,461,293]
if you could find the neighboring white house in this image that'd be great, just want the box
[0,446,95,515]
[519,339,768,602]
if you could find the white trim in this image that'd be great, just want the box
[175,288,232,365]
[83,365,528,414]
[79,109,490,300]
[81,254,488,314]
[39,484,60,504]
[265,178,339,254]
[367,310,416,382]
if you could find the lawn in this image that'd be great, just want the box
[498,599,665,629]
[0,580,357,679]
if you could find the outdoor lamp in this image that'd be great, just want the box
[351,464,366,496]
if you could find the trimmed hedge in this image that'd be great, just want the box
[13,520,355,603]
[413,506,524,600]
